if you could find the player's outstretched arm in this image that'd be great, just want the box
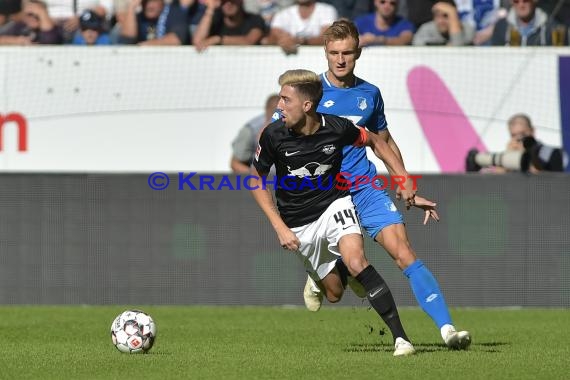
[364,130,417,206]
[377,129,408,200]
[248,167,301,251]
[377,129,405,168]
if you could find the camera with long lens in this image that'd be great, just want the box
[466,136,567,172]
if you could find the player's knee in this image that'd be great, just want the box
[327,295,342,303]
[344,255,369,277]
[325,288,343,303]
[394,244,416,269]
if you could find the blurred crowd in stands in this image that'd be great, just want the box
[0,0,568,47]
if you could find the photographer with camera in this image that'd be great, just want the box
[466,113,569,173]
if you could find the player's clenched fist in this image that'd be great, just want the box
[276,227,301,251]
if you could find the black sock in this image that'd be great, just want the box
[335,259,349,288]
[356,265,409,343]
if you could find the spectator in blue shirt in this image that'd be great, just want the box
[354,0,415,46]
[72,9,112,45]
[119,0,190,45]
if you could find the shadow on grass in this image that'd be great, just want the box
[344,341,509,354]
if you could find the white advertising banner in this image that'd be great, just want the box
[0,46,566,173]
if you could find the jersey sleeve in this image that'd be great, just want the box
[353,127,367,147]
[245,13,267,35]
[252,127,276,175]
[369,90,388,133]
[339,117,367,147]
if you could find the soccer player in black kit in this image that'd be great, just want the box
[250,69,419,356]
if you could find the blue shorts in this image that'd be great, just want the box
[350,183,403,239]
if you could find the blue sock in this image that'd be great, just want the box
[403,260,452,328]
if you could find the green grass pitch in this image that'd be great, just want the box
[0,306,568,379]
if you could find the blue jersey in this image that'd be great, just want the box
[316,73,388,182]
[271,73,401,237]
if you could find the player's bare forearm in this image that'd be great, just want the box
[366,131,417,204]
[366,131,407,177]
[378,129,405,169]
[248,169,287,231]
[376,129,414,201]
[249,171,300,250]
[388,135,405,167]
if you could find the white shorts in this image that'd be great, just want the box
[290,196,362,281]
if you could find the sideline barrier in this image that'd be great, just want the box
[0,173,568,306]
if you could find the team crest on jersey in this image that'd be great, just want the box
[321,144,336,155]
[271,109,283,122]
[254,143,261,161]
[357,97,367,111]
[287,162,332,178]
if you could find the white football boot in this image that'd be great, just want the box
[441,324,472,350]
[303,276,323,312]
[393,337,416,356]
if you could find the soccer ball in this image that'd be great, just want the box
[111,310,157,353]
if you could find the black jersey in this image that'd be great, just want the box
[253,113,364,227]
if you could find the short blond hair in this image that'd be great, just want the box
[278,69,323,108]
[323,19,360,46]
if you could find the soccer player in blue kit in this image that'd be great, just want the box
[304,19,471,350]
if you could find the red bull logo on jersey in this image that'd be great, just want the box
[322,144,336,155]
[287,162,332,178]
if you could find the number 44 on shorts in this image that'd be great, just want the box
[334,209,357,226]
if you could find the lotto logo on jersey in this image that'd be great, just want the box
[254,143,261,161]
